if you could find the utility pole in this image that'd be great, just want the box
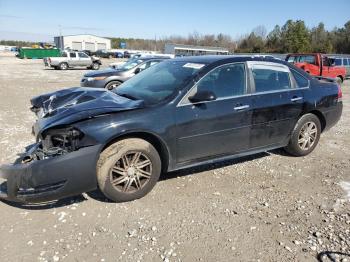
[154,34,157,52]
[58,24,63,50]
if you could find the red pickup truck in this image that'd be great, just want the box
[286,53,346,84]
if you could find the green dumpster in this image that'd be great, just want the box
[18,48,61,59]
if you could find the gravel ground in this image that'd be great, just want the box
[0,54,349,262]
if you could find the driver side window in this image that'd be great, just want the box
[183,63,246,104]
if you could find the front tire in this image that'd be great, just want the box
[336,76,343,85]
[97,138,161,202]
[59,62,68,70]
[91,62,100,70]
[285,114,321,156]
[105,80,122,90]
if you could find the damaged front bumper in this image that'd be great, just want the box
[0,143,100,203]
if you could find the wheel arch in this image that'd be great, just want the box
[100,131,170,173]
[336,75,343,82]
[307,110,326,132]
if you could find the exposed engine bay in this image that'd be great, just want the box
[22,127,83,163]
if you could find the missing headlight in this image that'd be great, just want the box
[42,128,83,153]
[20,127,87,163]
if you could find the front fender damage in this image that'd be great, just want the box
[0,128,101,203]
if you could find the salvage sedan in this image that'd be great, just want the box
[0,56,343,203]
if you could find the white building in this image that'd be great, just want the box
[54,34,111,51]
[164,43,229,56]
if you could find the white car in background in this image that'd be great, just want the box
[109,53,174,69]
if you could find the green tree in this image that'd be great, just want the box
[266,25,282,52]
[237,32,265,53]
[281,20,311,53]
[310,23,333,53]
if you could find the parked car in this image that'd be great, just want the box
[94,49,116,58]
[123,51,131,58]
[81,57,168,90]
[115,52,124,58]
[329,56,350,79]
[82,50,93,56]
[0,56,343,203]
[286,53,346,84]
[109,55,174,69]
[44,51,101,70]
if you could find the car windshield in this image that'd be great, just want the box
[117,59,144,71]
[113,60,205,105]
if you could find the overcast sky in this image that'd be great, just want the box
[0,0,349,42]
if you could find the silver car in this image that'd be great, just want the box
[44,51,101,70]
[81,57,167,90]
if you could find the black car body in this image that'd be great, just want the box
[81,57,167,90]
[94,49,116,58]
[0,56,343,203]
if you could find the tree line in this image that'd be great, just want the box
[238,20,350,54]
[109,32,236,53]
[110,19,350,54]
[1,20,349,54]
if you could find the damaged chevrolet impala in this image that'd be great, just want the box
[0,56,343,203]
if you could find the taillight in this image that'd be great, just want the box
[337,84,343,102]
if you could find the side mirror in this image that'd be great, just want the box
[188,90,216,103]
[134,67,143,74]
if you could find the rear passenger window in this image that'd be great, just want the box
[291,70,309,88]
[70,52,77,58]
[196,63,246,98]
[252,66,291,92]
[344,59,349,66]
[287,56,296,63]
[299,55,316,65]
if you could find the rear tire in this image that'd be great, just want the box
[105,80,122,90]
[59,62,68,70]
[92,62,100,70]
[336,76,343,85]
[97,138,161,202]
[285,113,321,156]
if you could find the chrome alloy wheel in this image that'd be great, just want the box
[298,122,317,151]
[109,151,152,193]
[107,83,119,90]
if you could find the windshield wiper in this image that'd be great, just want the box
[116,92,139,101]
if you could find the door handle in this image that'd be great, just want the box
[234,105,250,111]
[290,97,303,102]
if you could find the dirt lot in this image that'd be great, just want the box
[0,54,349,262]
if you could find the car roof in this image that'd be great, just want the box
[138,56,169,61]
[171,55,286,65]
[287,53,320,55]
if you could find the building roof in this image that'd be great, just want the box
[54,34,111,41]
[165,43,228,52]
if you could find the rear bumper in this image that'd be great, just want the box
[0,144,100,203]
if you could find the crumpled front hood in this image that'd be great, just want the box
[31,87,144,135]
